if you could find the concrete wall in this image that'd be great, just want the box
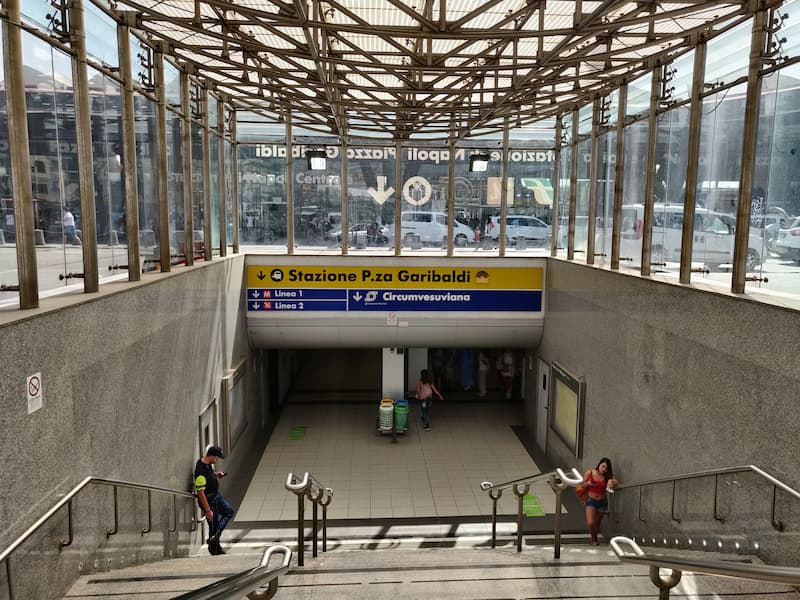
[533,259,800,564]
[0,256,274,594]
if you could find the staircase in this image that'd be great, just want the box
[62,522,800,599]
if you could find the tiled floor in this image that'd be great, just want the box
[237,401,561,521]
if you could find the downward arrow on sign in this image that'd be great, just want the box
[367,176,394,205]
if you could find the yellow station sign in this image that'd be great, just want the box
[247,265,542,290]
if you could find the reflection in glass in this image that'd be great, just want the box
[225,140,233,249]
[573,138,591,258]
[293,146,339,249]
[165,109,184,261]
[238,144,286,247]
[594,130,617,266]
[210,132,220,253]
[344,146,395,251]
[694,83,745,282]
[134,95,160,270]
[0,26,15,302]
[191,123,204,258]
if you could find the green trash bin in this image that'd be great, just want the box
[393,399,409,432]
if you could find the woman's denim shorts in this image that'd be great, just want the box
[586,496,609,513]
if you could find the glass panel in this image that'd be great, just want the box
[694,82,746,285]
[225,140,233,249]
[594,130,616,267]
[293,146,340,249]
[89,69,124,276]
[0,26,15,304]
[343,145,396,252]
[577,104,593,136]
[556,145,571,257]
[626,71,653,117]
[164,61,181,108]
[238,143,287,247]
[574,138,591,258]
[21,0,51,28]
[165,109,184,263]
[670,49,695,103]
[191,123,204,259]
[705,20,751,86]
[650,106,689,274]
[208,95,218,129]
[399,146,450,254]
[210,133,220,253]
[504,148,555,255]
[619,120,650,269]
[134,94,160,271]
[751,64,800,296]
[456,148,500,253]
[22,33,85,292]
[606,90,619,128]
[84,2,118,69]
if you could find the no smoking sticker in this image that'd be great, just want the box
[26,372,42,414]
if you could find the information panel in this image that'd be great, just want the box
[246,265,542,313]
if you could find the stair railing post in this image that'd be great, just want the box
[308,484,323,558]
[480,481,502,549]
[320,488,333,553]
[285,472,311,567]
[551,468,584,559]
[512,483,530,552]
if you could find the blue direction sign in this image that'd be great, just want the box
[348,289,541,312]
[248,299,347,311]
[248,288,347,300]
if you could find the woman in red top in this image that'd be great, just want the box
[582,457,619,545]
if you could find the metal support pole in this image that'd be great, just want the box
[180,71,194,266]
[641,65,661,276]
[68,0,99,291]
[587,97,600,264]
[553,488,563,559]
[153,50,171,272]
[285,113,294,254]
[499,117,510,256]
[446,136,455,256]
[611,84,628,270]
[394,140,402,255]
[117,18,141,280]
[732,9,767,293]
[341,138,349,255]
[2,0,38,308]
[567,108,579,260]
[201,89,212,261]
[512,483,530,553]
[550,117,562,257]
[296,493,304,566]
[312,498,318,558]
[322,504,328,552]
[217,98,227,256]
[230,114,240,253]
[680,40,707,283]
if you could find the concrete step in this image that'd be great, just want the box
[62,541,799,600]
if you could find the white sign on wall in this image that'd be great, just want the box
[26,372,43,414]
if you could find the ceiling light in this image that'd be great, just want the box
[305,149,327,170]
[469,152,490,172]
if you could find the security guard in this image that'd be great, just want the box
[194,445,235,555]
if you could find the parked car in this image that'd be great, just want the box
[486,214,551,247]
[401,211,474,247]
[604,203,762,271]
[333,222,393,247]
[774,216,800,262]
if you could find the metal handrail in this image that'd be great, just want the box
[171,544,292,600]
[610,536,800,598]
[479,467,583,558]
[613,464,800,531]
[0,476,195,563]
[285,472,334,567]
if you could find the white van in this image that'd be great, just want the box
[604,203,762,271]
[486,214,551,246]
[401,211,474,247]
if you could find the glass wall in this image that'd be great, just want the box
[0,27,13,302]
[134,94,160,269]
[165,108,184,262]
[210,131,220,254]
[238,143,287,247]
[191,123,204,258]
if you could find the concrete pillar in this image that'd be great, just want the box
[2,0,38,307]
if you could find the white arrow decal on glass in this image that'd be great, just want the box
[367,176,394,205]
[353,292,363,302]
